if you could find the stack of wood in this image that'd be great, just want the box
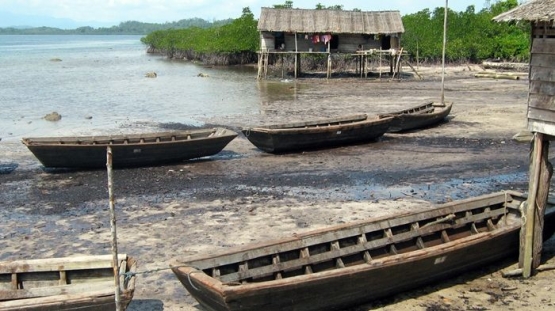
[474,71,523,80]
[482,61,529,71]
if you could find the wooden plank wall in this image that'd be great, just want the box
[528,21,555,135]
[265,33,384,53]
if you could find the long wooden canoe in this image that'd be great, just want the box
[242,114,393,153]
[379,102,452,133]
[170,191,555,311]
[0,254,137,311]
[22,127,237,168]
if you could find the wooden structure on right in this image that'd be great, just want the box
[494,0,555,278]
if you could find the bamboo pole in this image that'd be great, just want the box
[440,0,448,105]
[107,146,122,311]
[403,60,422,80]
[474,73,520,80]
[523,133,543,278]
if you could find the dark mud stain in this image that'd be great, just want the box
[354,172,528,204]
[0,163,18,174]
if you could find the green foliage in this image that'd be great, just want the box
[401,0,530,62]
[316,3,343,10]
[273,1,293,9]
[141,7,259,55]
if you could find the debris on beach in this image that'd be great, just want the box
[43,112,62,122]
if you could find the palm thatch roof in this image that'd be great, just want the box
[258,8,404,35]
[493,0,555,22]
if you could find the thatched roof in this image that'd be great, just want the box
[257,8,404,35]
[493,0,555,22]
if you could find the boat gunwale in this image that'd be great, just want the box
[21,128,237,147]
[242,116,393,135]
[379,102,453,118]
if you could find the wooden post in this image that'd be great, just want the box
[107,146,122,311]
[257,52,262,80]
[364,53,368,78]
[521,133,552,277]
[327,54,331,79]
[379,51,382,79]
[441,0,448,105]
[294,52,298,79]
[281,54,284,79]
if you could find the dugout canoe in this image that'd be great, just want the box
[241,114,393,153]
[22,127,237,168]
[0,254,136,311]
[170,191,555,311]
[379,101,452,133]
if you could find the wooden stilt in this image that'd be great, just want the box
[257,52,262,80]
[294,53,298,79]
[327,54,331,79]
[364,54,368,78]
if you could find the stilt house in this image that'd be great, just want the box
[256,8,405,79]
[494,0,555,278]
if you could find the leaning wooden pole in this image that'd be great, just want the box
[107,146,122,311]
[440,0,448,105]
[521,134,552,277]
[533,139,552,269]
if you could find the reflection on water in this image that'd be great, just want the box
[256,80,302,116]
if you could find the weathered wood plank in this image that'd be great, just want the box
[531,53,555,68]
[528,120,555,136]
[531,38,555,54]
[528,108,555,124]
[0,288,116,308]
[0,254,127,274]
[530,80,555,96]
[0,280,113,301]
[530,67,555,83]
[529,94,555,110]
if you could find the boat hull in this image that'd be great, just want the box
[0,254,137,311]
[242,115,393,153]
[381,102,452,133]
[22,128,237,168]
[171,191,555,311]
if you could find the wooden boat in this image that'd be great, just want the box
[170,191,555,311]
[0,254,137,311]
[379,101,453,133]
[241,114,393,153]
[22,127,238,168]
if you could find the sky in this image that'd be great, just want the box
[0,0,503,29]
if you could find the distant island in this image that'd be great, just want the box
[0,18,232,35]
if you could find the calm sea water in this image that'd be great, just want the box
[0,35,262,142]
